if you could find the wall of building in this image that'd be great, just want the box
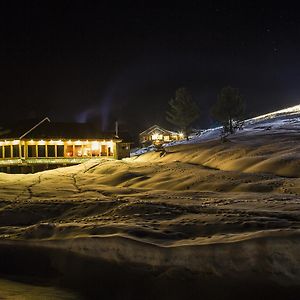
[0,139,118,159]
[116,143,131,159]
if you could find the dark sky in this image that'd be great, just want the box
[1,1,300,132]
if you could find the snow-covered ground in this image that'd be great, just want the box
[131,104,300,156]
[0,104,300,299]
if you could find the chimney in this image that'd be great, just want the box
[115,121,119,138]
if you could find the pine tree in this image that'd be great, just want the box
[166,87,199,139]
[212,86,245,135]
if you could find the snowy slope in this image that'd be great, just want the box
[1,105,300,291]
[131,104,300,155]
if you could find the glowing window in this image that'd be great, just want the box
[91,141,100,150]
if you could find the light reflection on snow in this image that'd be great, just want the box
[131,104,300,156]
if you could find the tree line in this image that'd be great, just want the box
[166,86,245,140]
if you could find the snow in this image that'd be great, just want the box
[1,103,300,295]
[131,103,300,155]
[248,103,300,121]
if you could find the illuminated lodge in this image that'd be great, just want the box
[0,119,131,173]
[139,124,183,146]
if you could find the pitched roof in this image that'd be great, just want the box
[139,124,177,136]
[0,120,132,141]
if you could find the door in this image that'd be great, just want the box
[101,145,107,156]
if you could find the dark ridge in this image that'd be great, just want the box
[0,243,299,300]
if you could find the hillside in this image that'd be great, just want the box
[0,105,300,299]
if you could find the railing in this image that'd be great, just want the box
[0,157,106,166]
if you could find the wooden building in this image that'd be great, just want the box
[0,119,131,172]
[139,125,183,146]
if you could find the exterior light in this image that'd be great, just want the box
[152,133,159,140]
[91,141,100,150]
[179,132,184,138]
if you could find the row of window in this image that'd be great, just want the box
[0,145,65,158]
[0,145,113,158]
[142,135,172,141]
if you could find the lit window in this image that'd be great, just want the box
[91,141,100,150]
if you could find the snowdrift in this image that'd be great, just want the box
[0,104,300,296]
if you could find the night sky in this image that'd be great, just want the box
[1,1,300,134]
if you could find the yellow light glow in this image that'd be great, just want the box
[91,141,100,150]
[152,133,159,140]
[83,148,90,156]
[12,140,20,145]
[179,132,184,138]
[38,140,46,145]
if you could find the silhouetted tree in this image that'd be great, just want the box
[212,86,245,135]
[166,87,199,139]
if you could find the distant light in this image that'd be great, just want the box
[178,132,184,138]
[250,104,300,122]
[152,133,159,140]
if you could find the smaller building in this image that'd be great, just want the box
[139,125,183,146]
